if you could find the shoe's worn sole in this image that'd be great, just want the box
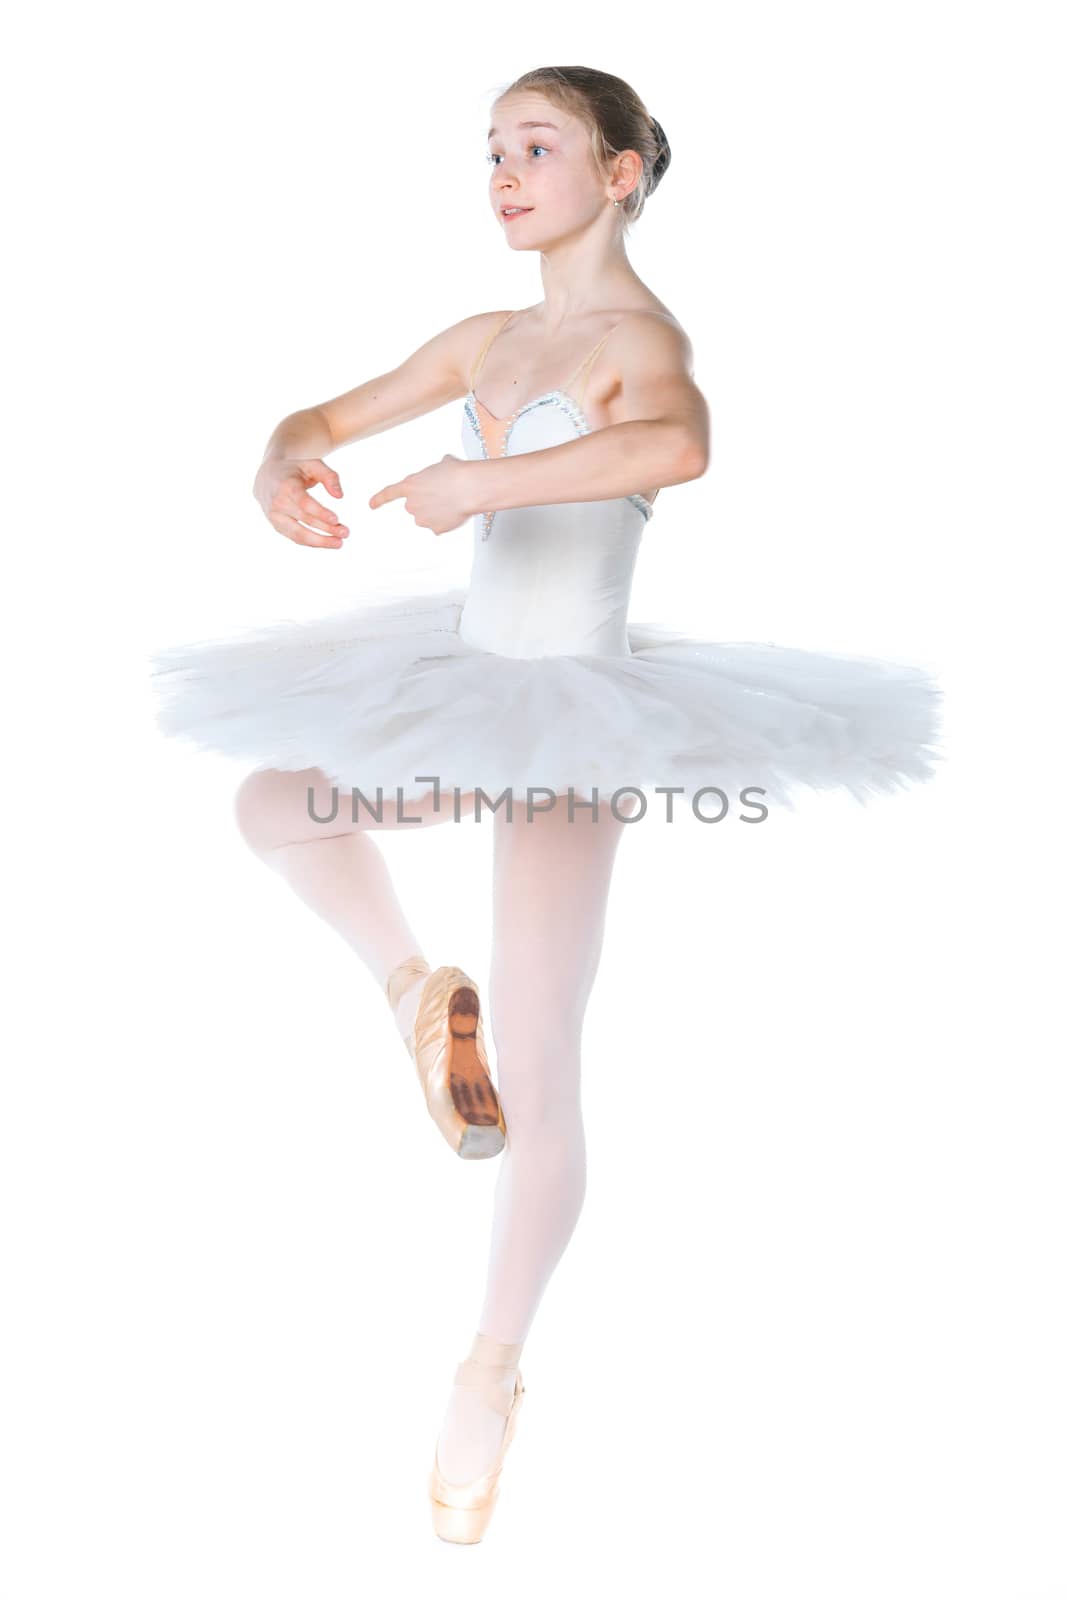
[448,988,505,1159]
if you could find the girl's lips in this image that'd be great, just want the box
[501,207,533,223]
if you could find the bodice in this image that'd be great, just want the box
[457,389,654,660]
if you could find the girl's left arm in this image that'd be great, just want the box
[467,314,711,514]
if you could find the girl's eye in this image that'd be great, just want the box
[486,145,549,165]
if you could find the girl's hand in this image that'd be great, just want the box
[252,457,350,549]
[368,454,475,536]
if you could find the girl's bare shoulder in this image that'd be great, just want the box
[609,304,697,377]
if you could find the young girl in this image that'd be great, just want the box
[150,65,942,1543]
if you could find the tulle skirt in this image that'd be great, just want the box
[148,586,944,814]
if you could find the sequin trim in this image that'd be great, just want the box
[462,390,656,540]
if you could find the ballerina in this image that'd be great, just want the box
[150,63,943,1543]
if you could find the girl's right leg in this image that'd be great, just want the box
[434,794,635,1483]
[233,766,479,1039]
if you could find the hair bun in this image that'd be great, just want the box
[647,115,671,194]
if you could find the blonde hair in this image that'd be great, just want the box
[492,65,671,230]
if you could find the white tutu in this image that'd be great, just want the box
[150,390,943,814]
[148,583,943,814]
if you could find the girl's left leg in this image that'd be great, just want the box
[233,766,481,1042]
[434,791,636,1483]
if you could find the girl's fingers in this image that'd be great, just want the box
[368,480,405,509]
[289,492,349,536]
[271,511,346,549]
[304,460,343,497]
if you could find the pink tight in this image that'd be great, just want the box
[233,766,633,1343]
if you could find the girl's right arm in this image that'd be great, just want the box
[252,310,513,550]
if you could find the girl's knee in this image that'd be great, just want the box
[491,990,584,1052]
[234,768,478,849]
[232,767,303,854]
[491,1023,583,1122]
[498,1080,585,1144]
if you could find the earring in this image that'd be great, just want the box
[612,197,620,207]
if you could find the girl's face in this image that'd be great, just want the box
[486,95,609,250]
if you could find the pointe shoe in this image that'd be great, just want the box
[429,1339,526,1543]
[384,957,506,1160]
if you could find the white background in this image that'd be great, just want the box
[4,1,1065,1595]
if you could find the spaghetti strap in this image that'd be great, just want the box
[469,310,519,390]
[563,324,618,407]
